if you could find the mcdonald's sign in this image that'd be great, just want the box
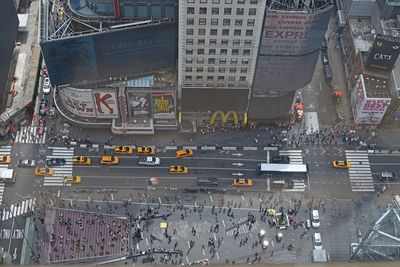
[210,111,239,125]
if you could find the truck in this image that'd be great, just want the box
[0,169,15,183]
[138,157,161,166]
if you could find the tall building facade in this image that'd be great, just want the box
[178,0,266,113]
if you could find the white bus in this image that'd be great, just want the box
[257,163,308,176]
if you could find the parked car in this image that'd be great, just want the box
[39,99,48,116]
[271,155,290,164]
[321,37,328,51]
[321,52,329,65]
[18,159,36,167]
[313,233,323,249]
[37,119,46,135]
[311,210,320,229]
[46,158,66,167]
[43,77,51,95]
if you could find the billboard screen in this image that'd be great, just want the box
[127,91,152,118]
[41,22,177,86]
[152,92,176,119]
[59,87,96,117]
[366,34,400,72]
[92,89,119,119]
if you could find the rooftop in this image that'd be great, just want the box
[381,16,400,38]
[363,73,391,98]
[349,17,375,53]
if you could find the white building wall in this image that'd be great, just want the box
[178,0,266,98]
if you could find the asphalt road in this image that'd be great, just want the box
[369,154,400,192]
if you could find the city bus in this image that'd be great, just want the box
[257,163,308,176]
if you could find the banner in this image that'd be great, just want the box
[152,93,175,119]
[127,92,151,118]
[92,90,119,118]
[59,87,96,117]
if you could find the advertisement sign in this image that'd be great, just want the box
[59,87,96,117]
[353,76,366,113]
[92,90,119,118]
[366,34,400,72]
[127,91,152,118]
[152,93,175,119]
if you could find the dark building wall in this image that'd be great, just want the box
[41,22,177,86]
[0,0,18,105]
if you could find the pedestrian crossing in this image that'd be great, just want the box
[283,180,306,192]
[226,217,259,236]
[0,183,4,206]
[0,146,12,205]
[279,150,303,164]
[43,147,74,187]
[345,150,375,192]
[0,198,36,222]
[14,126,47,144]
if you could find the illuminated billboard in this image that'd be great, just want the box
[152,92,176,119]
[366,34,400,72]
[92,89,119,119]
[59,87,96,117]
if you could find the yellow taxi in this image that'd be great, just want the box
[100,156,119,165]
[35,167,54,176]
[64,176,81,184]
[137,146,156,156]
[0,155,12,164]
[332,160,351,169]
[114,146,133,155]
[73,156,91,165]
[176,149,193,158]
[232,178,253,187]
[169,165,188,174]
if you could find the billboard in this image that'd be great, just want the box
[366,34,400,72]
[59,87,96,117]
[41,22,177,86]
[259,8,332,56]
[93,89,119,119]
[127,91,152,118]
[152,93,175,119]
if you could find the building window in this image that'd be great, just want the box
[200,0,208,3]
[236,8,244,15]
[231,58,238,64]
[197,49,205,55]
[186,39,193,45]
[187,18,194,25]
[240,68,248,73]
[209,48,216,55]
[186,58,193,64]
[246,30,253,36]
[221,39,228,46]
[211,18,218,25]
[198,29,206,35]
[228,76,236,81]
[234,29,241,36]
[235,19,243,26]
[218,76,225,81]
[229,67,236,73]
[198,39,205,45]
[186,49,193,55]
[219,59,226,65]
[196,67,204,72]
[233,39,240,46]
[213,0,220,3]
[223,19,231,26]
[210,29,218,35]
[244,40,252,46]
[187,7,194,14]
[238,0,245,4]
[232,49,239,55]
[224,8,232,15]
[207,76,214,81]
[199,7,207,14]
[212,7,219,15]
[243,49,250,55]
[239,76,246,81]
[209,39,217,45]
[247,19,255,26]
[248,8,256,15]
[208,58,216,64]
[225,0,232,3]
[208,67,215,72]
[197,58,204,64]
[222,29,230,36]
[185,76,192,81]
[187,0,195,3]
[186,29,194,35]
[242,59,249,64]
[196,76,203,81]
[250,0,258,4]
[220,49,228,55]
[185,67,192,72]
[199,18,206,25]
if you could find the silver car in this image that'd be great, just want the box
[18,159,36,167]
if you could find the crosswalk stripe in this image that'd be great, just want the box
[44,147,74,187]
[279,150,303,165]
[14,126,47,144]
[345,150,375,192]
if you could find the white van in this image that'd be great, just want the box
[313,233,323,249]
[311,210,320,228]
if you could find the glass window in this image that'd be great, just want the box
[238,0,245,4]
[234,29,241,36]
[235,19,243,26]
[231,58,238,64]
[243,49,250,55]
[207,76,214,81]
[223,19,231,26]
[186,39,193,45]
[187,7,194,14]
[220,49,228,55]
[196,67,204,72]
[197,49,205,55]
[186,58,193,64]
[187,18,194,25]
[232,49,239,55]
[198,29,206,35]
[198,39,205,45]
[248,8,256,15]
[219,59,226,65]
[210,29,218,35]
[185,67,192,72]
[246,30,253,36]
[208,58,216,64]
[186,49,193,55]
[209,39,217,45]
[224,8,232,15]
[242,59,249,64]
[208,67,215,72]
[199,18,206,25]
[213,0,220,3]
[222,29,230,36]
[200,0,208,3]
[240,68,248,73]
[247,19,255,26]
[236,8,244,15]
[197,58,204,64]
[186,29,194,35]
[212,8,219,15]
[196,76,203,81]
[211,18,218,26]
[233,39,240,46]
[199,8,207,15]
[229,67,237,73]
[228,76,236,81]
[221,39,228,46]
[209,48,216,55]
[187,0,195,3]
[250,0,258,4]
[244,40,252,46]
[239,76,246,81]
[185,76,192,81]
[218,76,225,81]
[225,0,232,3]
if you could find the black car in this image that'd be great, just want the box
[271,156,290,164]
[321,52,329,65]
[39,99,48,116]
[46,158,66,167]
